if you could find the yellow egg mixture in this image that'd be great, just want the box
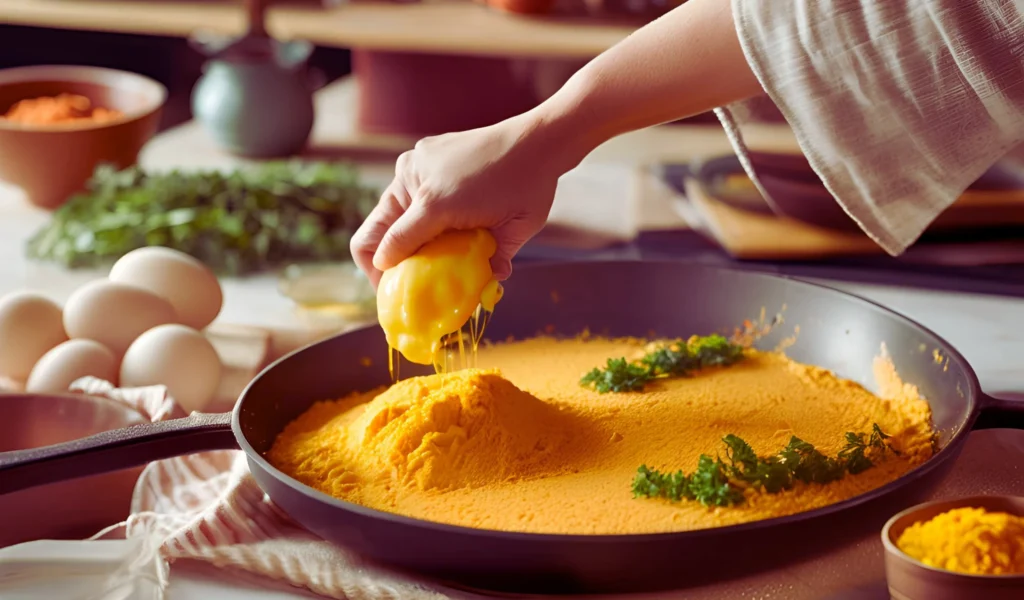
[267,336,935,535]
[376,228,502,371]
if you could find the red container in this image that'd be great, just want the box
[354,49,541,138]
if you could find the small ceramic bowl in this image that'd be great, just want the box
[0,392,147,548]
[882,495,1024,600]
[0,65,166,209]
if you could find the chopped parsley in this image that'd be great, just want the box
[581,334,746,393]
[837,423,900,475]
[632,424,899,507]
[579,358,651,393]
[632,457,744,508]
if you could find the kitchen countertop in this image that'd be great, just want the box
[164,431,1024,600]
[1,77,1022,598]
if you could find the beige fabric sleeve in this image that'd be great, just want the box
[716,0,1024,255]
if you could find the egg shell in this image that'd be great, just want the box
[63,280,178,357]
[108,247,223,330]
[0,292,68,381]
[119,324,221,413]
[26,339,119,393]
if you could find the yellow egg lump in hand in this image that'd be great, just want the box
[376,228,503,367]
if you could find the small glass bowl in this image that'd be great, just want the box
[277,261,377,328]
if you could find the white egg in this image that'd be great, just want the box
[108,247,223,330]
[120,324,221,413]
[63,280,178,357]
[26,339,118,393]
[0,292,68,381]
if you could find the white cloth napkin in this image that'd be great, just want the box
[69,377,454,600]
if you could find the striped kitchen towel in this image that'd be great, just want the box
[70,377,453,600]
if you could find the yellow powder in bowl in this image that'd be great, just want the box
[267,337,935,535]
[896,507,1024,575]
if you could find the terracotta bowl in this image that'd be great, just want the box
[882,495,1024,600]
[0,392,147,548]
[0,65,166,209]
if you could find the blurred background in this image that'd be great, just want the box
[0,22,353,130]
[1,0,1023,353]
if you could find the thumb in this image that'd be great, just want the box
[373,203,451,271]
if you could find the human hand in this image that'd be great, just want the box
[350,112,580,288]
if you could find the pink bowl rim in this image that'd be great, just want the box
[0,65,168,132]
[881,494,1024,580]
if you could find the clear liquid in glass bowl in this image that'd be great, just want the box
[277,261,377,327]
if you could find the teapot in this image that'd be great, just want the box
[189,0,316,158]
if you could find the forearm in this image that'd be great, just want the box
[529,0,762,169]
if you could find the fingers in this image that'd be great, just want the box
[488,217,538,281]
[372,200,451,272]
[490,256,514,281]
[350,181,407,288]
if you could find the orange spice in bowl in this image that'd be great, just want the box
[2,93,123,126]
[895,506,1024,576]
[882,495,1024,600]
[0,65,166,209]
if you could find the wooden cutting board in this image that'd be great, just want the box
[670,164,1024,260]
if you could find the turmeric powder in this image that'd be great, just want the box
[2,94,123,126]
[896,507,1024,575]
[267,336,935,535]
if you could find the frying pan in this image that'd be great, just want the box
[1,261,1022,594]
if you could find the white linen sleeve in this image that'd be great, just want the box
[715,0,1024,255]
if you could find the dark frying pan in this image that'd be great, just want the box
[1,261,1022,594]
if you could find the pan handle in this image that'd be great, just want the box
[0,411,237,495]
[975,394,1024,430]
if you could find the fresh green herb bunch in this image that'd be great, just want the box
[26,161,380,276]
[632,423,900,507]
[580,334,745,393]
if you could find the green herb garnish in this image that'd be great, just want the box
[581,334,745,393]
[837,423,901,474]
[580,358,651,393]
[689,455,746,507]
[723,434,793,493]
[26,161,379,276]
[632,456,744,507]
[633,423,899,507]
[779,436,846,484]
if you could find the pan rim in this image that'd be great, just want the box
[233,259,983,544]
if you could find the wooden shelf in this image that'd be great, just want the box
[0,0,248,38]
[140,75,799,168]
[0,0,636,58]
